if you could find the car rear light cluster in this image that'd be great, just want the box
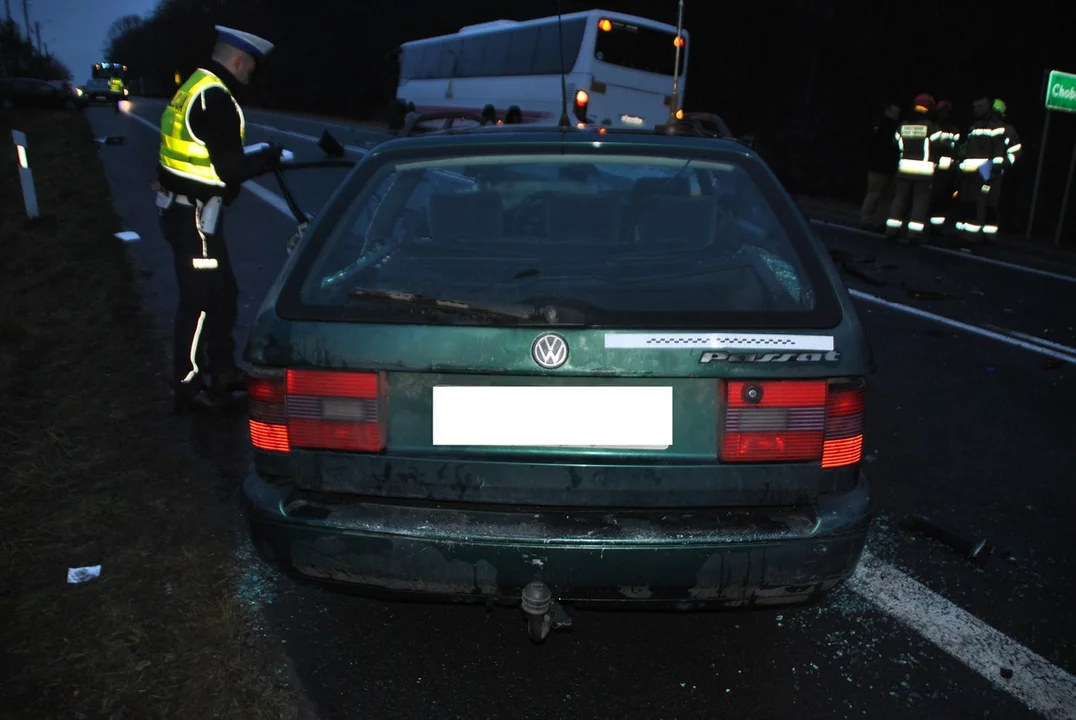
[248,368,387,454]
[719,379,865,468]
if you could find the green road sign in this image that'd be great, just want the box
[1046,70,1076,113]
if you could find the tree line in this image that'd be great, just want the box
[0,18,72,81]
[102,0,1075,238]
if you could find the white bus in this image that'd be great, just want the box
[390,9,689,131]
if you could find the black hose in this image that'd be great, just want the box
[269,159,359,225]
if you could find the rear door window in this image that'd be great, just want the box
[283,149,840,329]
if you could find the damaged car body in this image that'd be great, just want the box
[241,123,875,640]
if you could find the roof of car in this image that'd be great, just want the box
[373,121,757,158]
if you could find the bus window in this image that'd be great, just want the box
[481,32,510,74]
[458,37,485,77]
[533,20,585,75]
[505,27,539,76]
[594,21,685,77]
[437,39,461,77]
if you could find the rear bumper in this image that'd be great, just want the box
[243,472,871,608]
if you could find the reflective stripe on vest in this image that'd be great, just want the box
[896,123,935,177]
[158,68,246,188]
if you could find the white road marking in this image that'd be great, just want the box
[980,324,1076,355]
[129,98,377,154]
[850,550,1076,720]
[921,244,1076,284]
[849,289,1076,363]
[116,101,1076,716]
[811,218,1076,284]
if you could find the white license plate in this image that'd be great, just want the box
[620,114,645,126]
[432,386,673,448]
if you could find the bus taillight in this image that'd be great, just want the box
[574,90,589,123]
[598,18,612,32]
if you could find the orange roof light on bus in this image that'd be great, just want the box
[674,35,685,48]
[575,90,589,107]
[598,18,612,32]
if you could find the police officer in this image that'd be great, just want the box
[955,97,1022,242]
[928,100,960,234]
[156,26,283,412]
[887,93,944,244]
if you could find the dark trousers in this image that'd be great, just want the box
[886,176,932,238]
[158,198,238,393]
[956,171,1003,238]
[928,168,957,228]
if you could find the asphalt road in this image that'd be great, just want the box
[88,100,1076,720]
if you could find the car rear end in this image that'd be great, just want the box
[584,14,688,129]
[242,131,873,610]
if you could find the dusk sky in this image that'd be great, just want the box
[6,0,156,81]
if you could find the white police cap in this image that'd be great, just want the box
[215,26,274,62]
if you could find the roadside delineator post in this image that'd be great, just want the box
[11,129,39,220]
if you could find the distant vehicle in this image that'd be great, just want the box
[88,62,128,102]
[47,79,82,98]
[390,9,689,131]
[0,77,87,110]
[240,116,874,641]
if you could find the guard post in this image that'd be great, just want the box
[11,129,39,220]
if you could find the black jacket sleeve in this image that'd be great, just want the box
[187,87,275,191]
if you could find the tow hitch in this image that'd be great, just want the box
[521,581,572,642]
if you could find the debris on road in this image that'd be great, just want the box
[906,289,962,300]
[899,514,993,565]
[1000,667,1013,679]
[115,231,140,243]
[67,565,102,583]
[843,263,886,286]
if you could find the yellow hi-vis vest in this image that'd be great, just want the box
[109,77,124,93]
[158,68,246,188]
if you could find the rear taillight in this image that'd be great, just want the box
[248,368,388,454]
[720,379,864,467]
[574,90,589,123]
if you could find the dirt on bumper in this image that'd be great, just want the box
[242,473,871,608]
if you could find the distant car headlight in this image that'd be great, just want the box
[76,88,84,96]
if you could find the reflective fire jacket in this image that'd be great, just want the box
[895,115,944,178]
[959,113,1022,179]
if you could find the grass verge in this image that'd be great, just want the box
[0,108,310,717]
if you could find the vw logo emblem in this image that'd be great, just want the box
[531,333,569,369]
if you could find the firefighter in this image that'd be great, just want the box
[156,26,283,412]
[886,93,943,243]
[928,100,960,234]
[955,97,1023,242]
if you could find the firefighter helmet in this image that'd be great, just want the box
[913,93,936,113]
[993,98,1008,116]
[937,100,952,112]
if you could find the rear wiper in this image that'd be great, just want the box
[347,287,541,320]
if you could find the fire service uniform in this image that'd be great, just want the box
[928,100,960,233]
[887,94,944,242]
[156,26,282,412]
[955,98,1023,241]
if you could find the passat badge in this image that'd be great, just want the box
[700,350,840,363]
[532,334,569,369]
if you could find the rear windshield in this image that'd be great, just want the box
[594,20,685,77]
[282,148,840,329]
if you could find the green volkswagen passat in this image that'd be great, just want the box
[242,124,874,639]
